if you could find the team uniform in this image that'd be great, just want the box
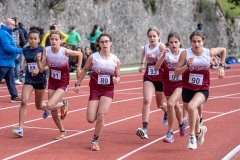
[143,43,163,91]
[182,47,210,103]
[45,46,69,91]
[89,52,117,100]
[162,49,184,96]
[23,46,46,89]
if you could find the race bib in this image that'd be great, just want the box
[169,71,182,81]
[98,75,110,85]
[189,73,203,85]
[51,69,61,80]
[148,66,159,75]
[27,62,38,72]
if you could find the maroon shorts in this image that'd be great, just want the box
[48,82,69,92]
[89,87,114,100]
[164,86,182,97]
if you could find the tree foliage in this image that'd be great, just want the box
[228,0,240,6]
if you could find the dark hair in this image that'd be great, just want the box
[197,23,203,28]
[29,26,45,42]
[189,30,206,41]
[95,33,112,51]
[50,30,62,39]
[166,32,182,48]
[49,25,56,30]
[90,24,99,37]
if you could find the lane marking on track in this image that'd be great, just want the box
[1,79,240,111]
[222,144,240,160]
[1,90,240,130]
[0,87,143,111]
[0,97,144,130]
[116,108,240,160]
[3,108,240,160]
[22,126,81,132]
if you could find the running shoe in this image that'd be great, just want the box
[179,125,185,137]
[163,131,174,143]
[55,130,66,140]
[196,126,207,146]
[12,127,23,137]
[91,141,100,151]
[136,128,148,139]
[60,101,68,120]
[199,116,203,127]
[187,135,197,149]
[10,97,22,103]
[42,110,50,119]
[161,112,168,126]
[182,118,188,134]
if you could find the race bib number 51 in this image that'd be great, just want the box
[98,75,110,85]
[148,66,159,75]
[51,69,61,80]
[189,73,203,85]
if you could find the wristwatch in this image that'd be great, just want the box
[219,63,225,67]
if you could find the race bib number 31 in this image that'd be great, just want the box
[98,75,110,85]
[51,69,61,80]
[189,73,203,85]
[169,71,182,81]
[148,66,159,75]
[27,62,38,72]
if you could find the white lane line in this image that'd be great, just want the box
[2,109,161,160]
[116,108,240,160]
[0,97,144,130]
[222,144,240,160]
[0,87,142,111]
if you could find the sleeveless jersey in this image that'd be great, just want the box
[90,52,117,91]
[144,43,163,81]
[183,48,211,91]
[46,46,69,85]
[23,46,46,84]
[162,48,185,91]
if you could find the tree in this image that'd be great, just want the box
[228,0,240,6]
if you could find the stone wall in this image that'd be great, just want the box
[0,0,239,64]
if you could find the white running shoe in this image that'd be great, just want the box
[196,126,207,146]
[136,128,148,139]
[15,79,22,85]
[188,135,197,149]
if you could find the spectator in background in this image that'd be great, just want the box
[86,24,102,53]
[19,22,28,42]
[66,25,81,51]
[0,18,22,102]
[11,17,27,85]
[196,23,203,32]
[40,24,68,47]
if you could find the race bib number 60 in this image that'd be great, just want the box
[51,69,61,80]
[98,75,110,85]
[148,66,159,75]
[189,73,203,85]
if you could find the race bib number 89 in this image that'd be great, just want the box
[98,75,110,85]
[148,66,159,75]
[169,71,182,81]
[189,73,203,85]
[51,69,61,80]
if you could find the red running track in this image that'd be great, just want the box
[0,64,240,160]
